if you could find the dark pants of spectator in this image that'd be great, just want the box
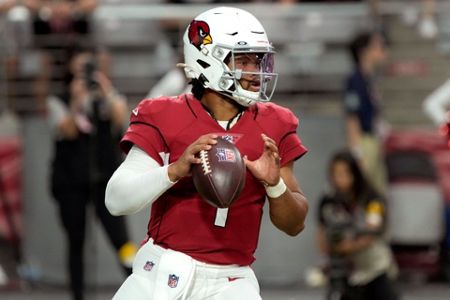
[341,273,399,300]
[53,182,131,300]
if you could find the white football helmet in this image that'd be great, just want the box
[182,7,278,107]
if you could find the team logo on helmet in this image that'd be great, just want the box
[188,20,213,50]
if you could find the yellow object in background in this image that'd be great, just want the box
[366,201,384,228]
[118,242,137,267]
[367,201,384,215]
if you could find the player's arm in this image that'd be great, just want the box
[105,145,176,216]
[105,134,218,215]
[245,134,308,236]
[167,134,218,182]
[267,161,308,236]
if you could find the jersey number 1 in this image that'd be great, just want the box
[214,208,229,227]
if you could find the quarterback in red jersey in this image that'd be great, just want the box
[105,6,308,300]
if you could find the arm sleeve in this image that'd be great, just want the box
[120,99,168,164]
[278,111,308,166]
[279,132,307,166]
[423,79,450,125]
[105,145,176,216]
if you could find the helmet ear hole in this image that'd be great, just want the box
[219,78,234,90]
[196,60,211,69]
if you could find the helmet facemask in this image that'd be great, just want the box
[212,44,278,107]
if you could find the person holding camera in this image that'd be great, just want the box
[316,150,398,300]
[46,48,136,300]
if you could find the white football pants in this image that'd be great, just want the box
[112,239,262,300]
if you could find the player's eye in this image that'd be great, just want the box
[235,56,259,69]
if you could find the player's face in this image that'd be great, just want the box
[331,161,354,193]
[230,53,262,92]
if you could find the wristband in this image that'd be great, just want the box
[265,178,287,198]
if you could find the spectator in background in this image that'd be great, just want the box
[423,75,450,147]
[23,0,98,113]
[423,78,450,127]
[47,48,136,300]
[0,0,15,12]
[0,2,21,282]
[418,0,438,39]
[317,150,398,300]
[402,0,438,39]
[146,65,189,99]
[0,1,19,112]
[344,31,388,194]
[146,52,190,99]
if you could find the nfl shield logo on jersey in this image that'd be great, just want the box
[218,133,242,144]
[143,261,155,272]
[222,135,234,143]
[168,274,179,288]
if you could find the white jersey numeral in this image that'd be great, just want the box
[214,208,229,227]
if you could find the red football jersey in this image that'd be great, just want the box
[120,94,307,265]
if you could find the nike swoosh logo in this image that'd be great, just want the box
[228,277,241,282]
[132,108,139,116]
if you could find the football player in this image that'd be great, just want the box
[105,7,308,300]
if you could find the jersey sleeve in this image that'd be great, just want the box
[120,99,168,165]
[278,110,308,167]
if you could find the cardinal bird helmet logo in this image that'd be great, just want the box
[188,20,213,50]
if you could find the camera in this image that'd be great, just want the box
[322,200,355,300]
[83,58,99,91]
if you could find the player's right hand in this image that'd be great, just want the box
[168,134,218,182]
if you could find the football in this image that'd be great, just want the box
[192,138,246,208]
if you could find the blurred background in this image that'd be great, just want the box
[1,0,450,299]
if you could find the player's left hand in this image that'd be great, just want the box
[244,134,281,186]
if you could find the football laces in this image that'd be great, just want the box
[199,150,212,175]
